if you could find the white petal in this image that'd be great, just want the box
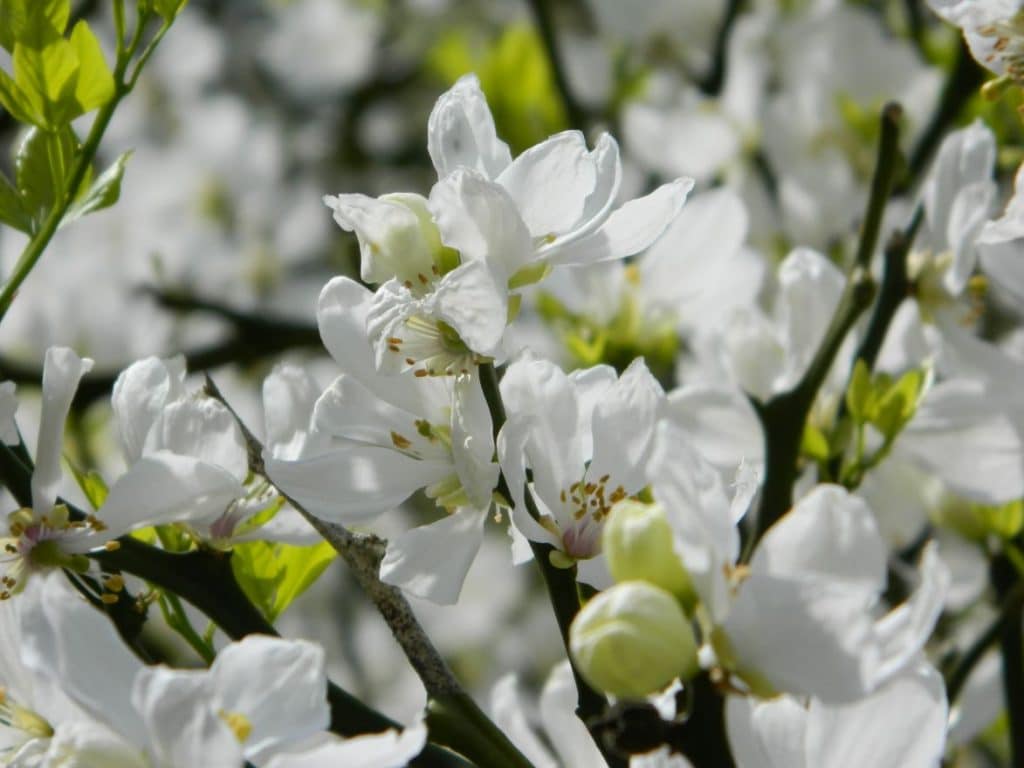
[496,131,596,238]
[649,421,735,620]
[750,485,887,592]
[131,666,243,768]
[725,695,808,768]
[724,575,879,702]
[665,384,764,480]
[489,675,558,768]
[379,508,487,604]
[20,573,147,748]
[451,374,498,510]
[317,276,449,415]
[871,543,950,686]
[429,260,508,357]
[32,348,93,513]
[264,447,451,523]
[545,178,693,266]
[211,636,329,763]
[776,248,845,387]
[427,73,511,179]
[540,661,609,768]
[587,358,663,493]
[263,364,322,461]
[899,377,1024,504]
[630,746,694,768]
[111,356,185,465]
[100,452,245,535]
[265,723,427,768]
[806,664,947,768]
[429,169,533,279]
[155,397,248,482]
[323,192,436,286]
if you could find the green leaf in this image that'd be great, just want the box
[68,21,114,113]
[0,171,31,232]
[231,540,337,622]
[15,125,79,231]
[975,500,1024,541]
[869,368,924,438]
[1,0,68,50]
[65,150,131,224]
[801,422,830,462]
[13,37,79,128]
[151,0,189,21]
[0,67,38,124]
[67,462,109,510]
[844,359,871,422]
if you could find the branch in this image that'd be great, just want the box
[945,577,1024,704]
[698,0,744,96]
[523,0,589,132]
[747,104,904,551]
[0,292,322,410]
[992,553,1024,766]
[204,374,533,768]
[903,37,985,191]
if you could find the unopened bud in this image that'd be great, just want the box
[569,581,699,699]
[603,500,695,610]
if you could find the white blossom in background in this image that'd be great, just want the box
[0,381,17,445]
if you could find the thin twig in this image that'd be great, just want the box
[746,104,904,553]
[523,0,589,132]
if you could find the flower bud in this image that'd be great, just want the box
[569,581,699,699]
[603,500,695,609]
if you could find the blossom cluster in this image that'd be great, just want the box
[1,0,1024,767]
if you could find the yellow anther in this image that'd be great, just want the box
[218,710,252,743]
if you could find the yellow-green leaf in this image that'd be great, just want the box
[65,150,131,224]
[801,422,830,462]
[845,359,871,422]
[69,21,114,113]
[0,171,31,232]
[67,462,109,510]
[231,540,337,622]
[2,0,68,50]
[0,67,38,124]
[151,0,189,21]
[13,38,79,128]
[15,125,79,231]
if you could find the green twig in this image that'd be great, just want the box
[158,591,216,664]
[0,12,171,321]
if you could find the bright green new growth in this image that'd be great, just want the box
[569,580,699,699]
[232,539,337,623]
[602,499,697,612]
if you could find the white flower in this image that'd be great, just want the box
[498,354,663,583]
[265,277,498,603]
[264,719,427,768]
[649,424,949,703]
[325,74,693,377]
[111,356,303,546]
[927,0,1024,79]
[725,664,948,768]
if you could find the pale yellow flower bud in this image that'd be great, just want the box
[569,581,699,699]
